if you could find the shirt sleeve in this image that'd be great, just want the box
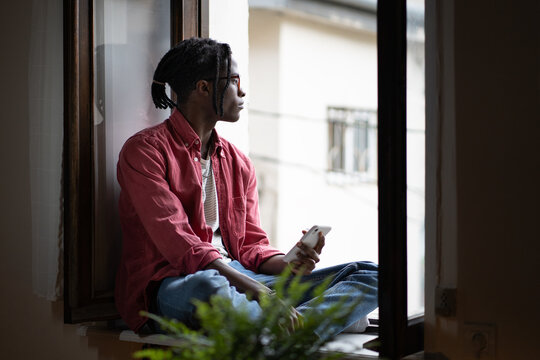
[237,159,284,271]
[117,135,221,274]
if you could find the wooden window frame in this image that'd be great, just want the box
[64,0,424,357]
[377,0,424,358]
[63,0,204,324]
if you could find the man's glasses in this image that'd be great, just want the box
[204,74,240,89]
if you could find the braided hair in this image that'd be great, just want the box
[151,37,232,116]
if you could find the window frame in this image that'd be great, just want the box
[377,0,424,357]
[63,0,204,324]
[63,0,425,357]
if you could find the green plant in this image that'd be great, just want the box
[134,269,361,360]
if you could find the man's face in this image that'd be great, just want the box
[219,58,246,123]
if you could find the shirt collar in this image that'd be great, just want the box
[169,108,225,157]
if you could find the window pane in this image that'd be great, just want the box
[248,4,379,270]
[93,0,170,296]
[407,0,425,317]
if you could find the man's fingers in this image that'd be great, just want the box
[297,310,305,328]
[290,310,297,330]
[290,261,315,275]
[296,241,320,262]
[313,232,325,254]
[296,253,316,269]
[290,260,314,275]
[299,229,325,254]
[289,307,303,331]
[294,308,304,328]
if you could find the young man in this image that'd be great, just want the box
[115,37,378,337]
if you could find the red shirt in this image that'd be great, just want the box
[115,109,283,332]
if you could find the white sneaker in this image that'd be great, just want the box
[342,316,369,333]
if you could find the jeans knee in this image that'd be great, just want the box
[351,261,379,271]
[186,270,230,302]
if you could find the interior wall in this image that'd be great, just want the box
[454,0,540,357]
[425,0,540,358]
[0,0,139,358]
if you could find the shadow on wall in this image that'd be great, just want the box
[50,301,142,359]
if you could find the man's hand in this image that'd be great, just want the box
[287,305,304,332]
[268,292,303,332]
[289,230,325,275]
[205,259,272,301]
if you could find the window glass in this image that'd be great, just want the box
[92,0,170,295]
[406,0,426,317]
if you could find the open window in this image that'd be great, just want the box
[64,0,424,357]
[64,0,205,323]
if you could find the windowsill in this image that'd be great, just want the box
[78,325,379,359]
[320,333,379,358]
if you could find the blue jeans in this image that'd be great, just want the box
[154,260,378,338]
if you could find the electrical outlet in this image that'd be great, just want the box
[462,323,496,360]
[435,286,457,317]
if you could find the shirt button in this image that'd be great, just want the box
[194,157,199,162]
[184,142,189,147]
[195,140,200,144]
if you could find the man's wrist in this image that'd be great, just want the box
[253,286,275,301]
[259,254,288,275]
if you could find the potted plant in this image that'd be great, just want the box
[134,270,362,360]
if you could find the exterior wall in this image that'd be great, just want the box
[248,9,426,317]
[249,10,380,269]
[248,11,282,242]
[249,9,425,313]
[209,0,251,153]
[277,14,381,268]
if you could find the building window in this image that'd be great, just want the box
[327,106,377,178]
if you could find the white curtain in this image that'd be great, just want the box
[28,0,64,301]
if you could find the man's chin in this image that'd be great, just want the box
[219,116,241,123]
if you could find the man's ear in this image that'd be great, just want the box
[194,79,212,97]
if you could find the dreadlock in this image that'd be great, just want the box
[151,38,232,117]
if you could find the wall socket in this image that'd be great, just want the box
[462,323,496,360]
[435,286,457,317]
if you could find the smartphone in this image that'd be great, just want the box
[282,225,332,263]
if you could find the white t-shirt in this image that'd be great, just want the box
[200,157,231,262]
